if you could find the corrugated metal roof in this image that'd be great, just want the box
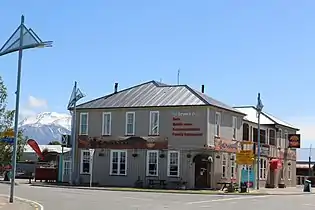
[76,81,244,114]
[234,106,299,130]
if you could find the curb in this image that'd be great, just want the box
[30,184,272,196]
[0,194,44,210]
[0,181,19,186]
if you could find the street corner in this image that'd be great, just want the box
[0,195,43,210]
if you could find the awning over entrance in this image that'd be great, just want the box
[270,159,282,170]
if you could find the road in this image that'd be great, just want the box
[0,184,314,210]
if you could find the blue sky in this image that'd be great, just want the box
[0,1,314,148]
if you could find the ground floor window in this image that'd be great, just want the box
[80,150,90,174]
[222,153,227,178]
[288,165,291,180]
[231,154,236,178]
[147,150,159,176]
[167,151,180,177]
[259,159,267,179]
[110,150,127,176]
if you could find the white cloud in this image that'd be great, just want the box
[20,96,48,119]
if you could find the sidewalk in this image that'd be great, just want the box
[30,182,314,196]
[0,197,38,210]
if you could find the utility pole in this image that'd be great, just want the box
[309,144,312,177]
[256,93,263,190]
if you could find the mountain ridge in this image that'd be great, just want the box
[19,112,71,144]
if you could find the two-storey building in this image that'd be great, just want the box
[234,106,299,188]
[67,80,246,189]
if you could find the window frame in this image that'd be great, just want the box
[288,164,291,180]
[232,116,237,140]
[284,130,288,148]
[259,159,267,180]
[79,112,89,135]
[215,112,221,137]
[102,112,112,135]
[149,111,160,135]
[146,150,159,176]
[80,149,90,174]
[278,128,282,148]
[222,153,227,178]
[109,150,128,176]
[231,154,236,178]
[167,151,180,177]
[125,112,136,135]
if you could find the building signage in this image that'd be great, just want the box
[255,145,270,156]
[288,134,300,148]
[172,111,202,136]
[214,139,239,153]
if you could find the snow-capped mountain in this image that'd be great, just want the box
[19,112,71,144]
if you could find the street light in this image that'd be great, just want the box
[256,93,264,190]
[0,15,52,203]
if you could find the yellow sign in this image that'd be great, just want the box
[236,150,254,165]
[240,141,253,145]
[0,129,14,138]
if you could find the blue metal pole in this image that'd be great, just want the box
[9,15,24,203]
[70,82,77,185]
[257,111,261,190]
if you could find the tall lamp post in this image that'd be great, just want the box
[256,93,264,190]
[0,15,52,203]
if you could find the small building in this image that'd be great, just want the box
[69,80,246,189]
[234,106,299,188]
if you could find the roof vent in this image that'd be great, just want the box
[201,85,205,93]
[114,83,118,93]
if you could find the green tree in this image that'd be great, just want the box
[48,140,61,145]
[0,76,26,167]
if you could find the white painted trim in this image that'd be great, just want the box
[80,149,90,174]
[109,150,128,176]
[215,112,221,137]
[167,150,180,177]
[62,160,71,182]
[125,112,136,135]
[232,116,237,140]
[102,112,112,135]
[221,153,227,178]
[79,112,89,135]
[146,150,159,176]
[149,111,160,135]
[284,130,288,148]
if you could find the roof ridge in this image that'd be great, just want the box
[75,80,156,109]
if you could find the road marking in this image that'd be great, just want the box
[186,195,271,205]
[123,196,153,201]
[303,204,315,207]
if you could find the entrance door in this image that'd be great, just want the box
[62,160,71,182]
[194,155,210,189]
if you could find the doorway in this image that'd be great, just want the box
[194,154,211,189]
[62,160,71,182]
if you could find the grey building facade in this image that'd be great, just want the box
[235,106,299,188]
[67,81,246,189]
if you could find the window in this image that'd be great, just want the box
[232,117,237,139]
[231,154,236,178]
[146,150,159,176]
[149,111,160,135]
[110,150,127,176]
[79,113,88,135]
[125,112,135,135]
[259,159,267,179]
[242,123,249,141]
[278,129,282,148]
[269,129,276,146]
[168,151,180,177]
[288,164,291,180]
[102,112,112,135]
[284,131,288,148]
[253,128,258,142]
[215,112,221,137]
[260,129,266,144]
[80,150,90,174]
[222,153,227,178]
[63,160,71,176]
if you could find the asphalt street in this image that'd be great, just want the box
[0,184,314,210]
